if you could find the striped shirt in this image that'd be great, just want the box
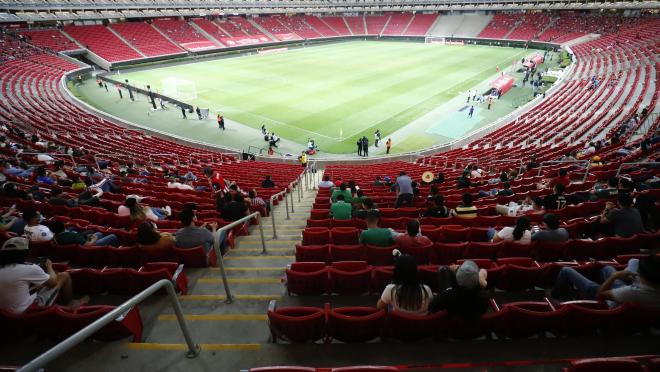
[251,197,266,207]
[454,205,478,219]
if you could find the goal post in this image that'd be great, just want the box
[424,36,446,45]
[161,77,197,101]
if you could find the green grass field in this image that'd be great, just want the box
[118,41,529,154]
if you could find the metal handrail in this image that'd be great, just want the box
[488,158,524,175]
[213,211,266,304]
[188,152,217,165]
[454,157,478,169]
[537,160,590,183]
[616,162,660,178]
[93,153,135,169]
[17,279,200,372]
[16,152,77,167]
[269,188,289,239]
[149,153,180,166]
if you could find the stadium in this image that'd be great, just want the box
[0,0,658,371]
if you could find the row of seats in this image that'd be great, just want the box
[268,300,660,343]
[285,257,641,295]
[67,262,188,295]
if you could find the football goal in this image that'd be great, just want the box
[424,36,446,45]
[162,77,197,101]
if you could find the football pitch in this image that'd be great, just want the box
[116,41,531,154]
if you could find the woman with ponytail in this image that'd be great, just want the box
[377,254,433,315]
[489,215,532,244]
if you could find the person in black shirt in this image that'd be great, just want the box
[261,175,275,188]
[429,260,489,319]
[221,193,248,222]
[497,182,513,197]
[543,183,567,210]
[457,171,477,189]
[526,155,540,170]
[424,195,450,218]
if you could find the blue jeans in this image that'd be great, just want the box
[552,259,639,306]
[150,207,167,220]
[92,232,118,247]
[486,227,497,241]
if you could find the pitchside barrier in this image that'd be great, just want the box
[97,75,194,112]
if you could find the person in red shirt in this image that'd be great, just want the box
[547,168,571,189]
[395,219,432,251]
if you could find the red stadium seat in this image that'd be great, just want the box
[429,242,468,265]
[565,357,645,372]
[366,244,397,266]
[326,304,386,343]
[331,227,360,245]
[330,244,365,262]
[295,244,330,263]
[267,303,326,343]
[285,262,327,295]
[328,261,372,295]
[386,310,444,341]
[302,227,331,245]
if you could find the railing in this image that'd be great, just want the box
[454,157,478,169]
[16,279,200,372]
[149,153,180,166]
[93,153,135,169]
[537,160,590,183]
[16,152,77,167]
[213,212,266,304]
[616,162,660,178]
[487,158,524,175]
[188,152,219,165]
[269,188,289,239]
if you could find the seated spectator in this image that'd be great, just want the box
[591,177,619,200]
[167,177,193,190]
[451,193,478,219]
[318,175,334,189]
[636,194,657,232]
[488,216,532,244]
[0,206,18,232]
[497,182,513,197]
[48,187,102,207]
[220,193,248,222]
[353,197,377,219]
[359,210,398,246]
[22,209,53,242]
[248,189,268,213]
[469,165,483,179]
[70,176,87,192]
[547,169,570,189]
[136,222,175,253]
[330,183,352,203]
[524,196,546,215]
[424,195,450,218]
[531,213,569,242]
[395,220,432,249]
[35,167,55,186]
[526,155,540,170]
[2,182,29,199]
[330,194,352,220]
[429,260,489,318]
[261,175,276,188]
[457,171,478,189]
[600,194,644,238]
[551,255,660,308]
[175,209,218,253]
[372,176,383,186]
[0,237,88,313]
[118,197,170,222]
[49,221,117,247]
[543,183,567,210]
[377,254,433,315]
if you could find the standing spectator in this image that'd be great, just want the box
[600,194,644,238]
[636,194,657,232]
[0,237,88,313]
[377,254,433,315]
[429,260,489,318]
[261,175,276,188]
[330,194,352,220]
[386,138,392,154]
[488,216,532,244]
[374,130,381,147]
[531,213,569,242]
[468,105,474,118]
[362,136,369,157]
[451,193,478,219]
[359,210,398,246]
[217,114,225,131]
[395,220,432,250]
[356,138,363,157]
[196,107,202,120]
[180,105,187,119]
[175,209,218,253]
[394,171,413,208]
[22,210,53,242]
[298,151,308,168]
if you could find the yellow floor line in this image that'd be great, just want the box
[127,343,261,351]
[224,255,294,260]
[158,314,267,321]
[180,294,281,301]
[214,267,283,272]
[197,278,281,284]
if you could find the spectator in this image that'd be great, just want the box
[118,197,170,222]
[35,167,55,186]
[0,206,18,232]
[48,187,101,207]
[591,177,619,200]
[377,254,433,315]
[526,156,540,170]
[524,196,546,216]
[600,194,644,238]
[372,176,383,186]
[353,197,377,219]
[175,208,219,253]
[531,213,569,242]
[429,260,489,318]
[636,194,657,232]
[543,183,567,210]
[330,194,352,220]
[489,216,532,244]
[248,189,269,213]
[261,175,276,188]
[167,177,193,191]
[451,193,478,219]
[2,183,29,199]
[548,169,571,189]
[330,183,352,203]
[22,209,53,242]
[0,237,88,313]
[136,222,175,254]
[394,171,413,208]
[424,195,450,218]
[49,220,117,247]
[318,175,334,189]
[359,210,397,246]
[395,220,432,250]
[497,182,513,197]
[221,193,248,222]
[551,255,660,308]
[469,165,483,178]
[457,171,477,189]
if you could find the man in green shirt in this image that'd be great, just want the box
[359,210,398,246]
[330,195,353,220]
[330,183,352,203]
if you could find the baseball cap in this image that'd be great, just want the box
[1,237,29,251]
[455,260,480,290]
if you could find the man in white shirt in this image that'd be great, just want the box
[22,209,53,242]
[318,175,335,189]
[0,237,84,313]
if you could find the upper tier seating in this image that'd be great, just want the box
[403,13,438,36]
[152,19,217,51]
[20,29,80,52]
[303,16,340,37]
[321,16,352,36]
[252,16,303,41]
[212,16,272,46]
[63,25,143,62]
[344,16,366,35]
[365,15,389,35]
[381,13,412,36]
[477,13,519,39]
[190,18,230,45]
[277,16,322,39]
[110,22,184,57]
[506,13,553,40]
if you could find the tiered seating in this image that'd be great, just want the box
[63,25,143,62]
[252,16,303,41]
[344,16,366,35]
[321,16,352,36]
[538,13,645,43]
[477,13,519,39]
[21,29,80,52]
[403,13,438,36]
[381,13,412,36]
[277,16,322,39]
[365,15,389,35]
[68,262,188,295]
[190,18,229,45]
[506,13,553,40]
[214,17,272,46]
[110,22,184,57]
[303,16,340,37]
[152,19,217,51]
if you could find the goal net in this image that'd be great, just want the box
[425,36,446,45]
[162,77,197,101]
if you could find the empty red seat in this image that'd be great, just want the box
[378,217,404,229]
[267,303,326,343]
[307,218,331,228]
[331,227,360,245]
[285,262,327,295]
[386,310,444,341]
[326,305,386,343]
[429,242,468,265]
[464,241,502,260]
[310,209,330,220]
[366,244,397,266]
[330,244,365,262]
[295,244,329,263]
[328,261,372,295]
[302,227,330,245]
[438,226,470,243]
